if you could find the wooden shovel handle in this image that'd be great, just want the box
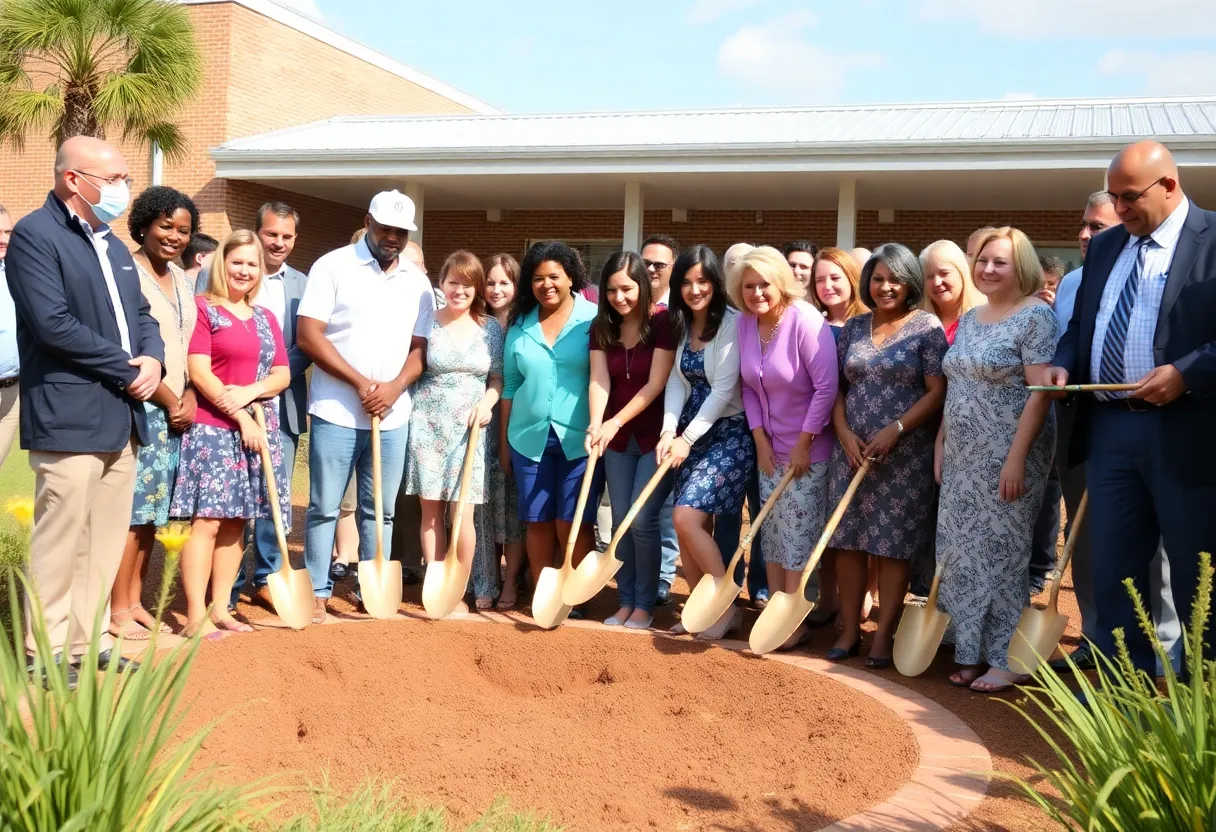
[447,421,482,556]
[724,464,798,577]
[371,415,385,565]
[798,457,873,594]
[561,446,600,571]
[1047,490,1088,611]
[1026,384,1138,393]
[925,561,945,609]
[606,457,674,550]
[252,405,291,576]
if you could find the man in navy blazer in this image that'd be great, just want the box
[6,136,164,678]
[1048,140,1216,675]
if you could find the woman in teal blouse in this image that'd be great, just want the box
[500,241,602,615]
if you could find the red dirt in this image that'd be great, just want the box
[181,621,919,831]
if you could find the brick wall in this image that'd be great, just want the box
[422,208,1080,276]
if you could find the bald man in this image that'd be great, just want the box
[7,136,165,680]
[1048,140,1216,675]
[848,247,871,268]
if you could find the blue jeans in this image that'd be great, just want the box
[713,468,767,595]
[1030,464,1062,588]
[658,493,678,587]
[303,416,409,599]
[604,438,672,612]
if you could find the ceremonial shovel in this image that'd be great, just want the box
[531,447,600,629]
[681,465,796,634]
[749,458,873,656]
[561,457,674,607]
[422,422,482,619]
[253,405,314,630]
[892,561,951,677]
[1008,491,1089,676]
[358,415,403,620]
[1026,384,1138,393]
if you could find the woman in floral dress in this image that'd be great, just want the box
[936,227,1057,693]
[829,243,948,667]
[170,230,290,638]
[657,244,754,640]
[109,186,200,640]
[406,251,504,613]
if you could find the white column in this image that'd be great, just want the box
[150,141,164,186]
[623,181,644,252]
[404,182,425,247]
[836,178,857,250]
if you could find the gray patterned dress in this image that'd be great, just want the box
[936,304,1058,671]
[828,310,948,561]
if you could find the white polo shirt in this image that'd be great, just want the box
[298,239,435,431]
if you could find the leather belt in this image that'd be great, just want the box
[1095,397,1152,413]
[0,376,17,389]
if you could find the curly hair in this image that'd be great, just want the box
[127,186,199,244]
[510,241,588,325]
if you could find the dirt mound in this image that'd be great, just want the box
[181,619,918,831]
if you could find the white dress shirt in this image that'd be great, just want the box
[298,239,434,431]
[1090,198,1189,388]
[70,212,131,355]
[257,264,287,328]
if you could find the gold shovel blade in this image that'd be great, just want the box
[561,550,623,607]
[892,606,952,677]
[531,565,572,629]
[681,573,743,634]
[422,557,471,620]
[266,567,315,631]
[749,590,815,655]
[357,558,403,620]
[1008,609,1069,676]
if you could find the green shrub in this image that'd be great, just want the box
[0,521,27,633]
[0,548,277,831]
[275,779,565,832]
[1007,551,1216,830]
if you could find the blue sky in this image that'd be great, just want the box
[280,0,1216,112]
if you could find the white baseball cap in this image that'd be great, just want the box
[367,190,417,231]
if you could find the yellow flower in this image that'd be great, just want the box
[155,521,192,554]
[5,497,34,530]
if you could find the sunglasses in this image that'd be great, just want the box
[643,259,671,271]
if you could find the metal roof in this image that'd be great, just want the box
[216,95,1216,156]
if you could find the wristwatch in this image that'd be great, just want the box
[896,419,905,437]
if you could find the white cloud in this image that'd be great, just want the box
[1097,49,1216,95]
[685,0,762,25]
[268,0,323,21]
[716,10,884,100]
[915,0,1216,37]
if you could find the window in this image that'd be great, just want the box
[525,239,619,285]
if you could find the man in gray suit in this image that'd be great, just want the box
[201,202,310,608]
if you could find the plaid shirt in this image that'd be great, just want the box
[1090,198,1190,393]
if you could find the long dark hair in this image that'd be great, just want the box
[592,251,653,349]
[668,244,729,342]
[509,240,588,326]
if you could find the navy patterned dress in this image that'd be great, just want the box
[673,347,755,515]
[169,303,291,523]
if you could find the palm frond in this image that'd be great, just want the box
[133,120,189,161]
[0,87,64,148]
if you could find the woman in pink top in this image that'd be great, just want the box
[731,246,839,651]
[170,230,290,638]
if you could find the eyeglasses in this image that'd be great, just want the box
[1080,221,1111,234]
[643,259,671,272]
[71,170,133,188]
[1105,178,1166,205]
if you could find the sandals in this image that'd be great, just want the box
[948,665,988,688]
[212,617,255,634]
[108,605,171,641]
[969,671,1029,694]
[131,605,173,634]
[475,597,495,611]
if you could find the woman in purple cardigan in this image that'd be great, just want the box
[731,246,839,651]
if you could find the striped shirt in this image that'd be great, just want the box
[1089,198,1189,391]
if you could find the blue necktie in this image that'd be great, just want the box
[1098,238,1151,392]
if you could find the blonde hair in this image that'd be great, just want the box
[727,245,806,311]
[723,242,754,274]
[919,240,986,318]
[972,227,1043,298]
[205,230,266,305]
[966,226,998,259]
[810,247,867,321]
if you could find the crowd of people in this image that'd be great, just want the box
[4,134,1213,694]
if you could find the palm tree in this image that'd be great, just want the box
[0,0,202,159]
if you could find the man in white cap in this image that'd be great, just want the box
[296,190,434,621]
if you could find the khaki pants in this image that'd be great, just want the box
[0,384,18,467]
[25,440,137,657]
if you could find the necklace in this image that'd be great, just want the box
[137,261,188,361]
[758,306,785,349]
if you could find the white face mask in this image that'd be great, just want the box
[89,179,130,224]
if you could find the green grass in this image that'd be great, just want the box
[0,439,33,502]
[274,781,564,832]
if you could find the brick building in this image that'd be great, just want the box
[3,0,1215,277]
